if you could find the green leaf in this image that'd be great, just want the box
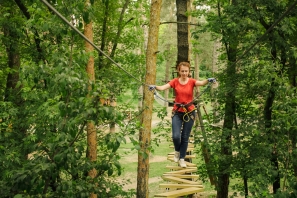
[112,141,120,152]
[83,12,90,24]
[107,168,113,176]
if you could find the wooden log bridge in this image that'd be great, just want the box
[154,140,204,198]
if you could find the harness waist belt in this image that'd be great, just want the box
[176,102,193,108]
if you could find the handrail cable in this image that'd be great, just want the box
[40,0,297,101]
[40,0,297,86]
[40,0,215,105]
[40,0,148,86]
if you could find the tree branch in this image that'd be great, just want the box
[14,0,46,63]
[160,21,201,26]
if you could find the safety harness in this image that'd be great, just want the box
[173,102,196,122]
[152,82,213,122]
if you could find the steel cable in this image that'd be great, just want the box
[40,0,148,86]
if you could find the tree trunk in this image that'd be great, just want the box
[194,54,199,80]
[187,0,192,62]
[164,1,175,105]
[14,0,45,63]
[98,0,109,70]
[216,0,240,196]
[109,0,130,59]
[3,8,29,161]
[176,0,189,65]
[292,134,297,177]
[137,0,162,197]
[288,45,297,178]
[4,29,21,102]
[217,43,237,198]
[138,3,148,111]
[109,99,116,133]
[263,35,281,193]
[164,51,171,106]
[84,1,97,197]
[196,103,217,186]
[264,81,280,193]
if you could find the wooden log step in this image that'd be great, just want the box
[165,166,197,171]
[185,154,195,158]
[167,155,196,161]
[154,187,204,197]
[184,161,196,167]
[166,158,196,167]
[168,148,194,155]
[159,183,204,189]
[163,168,197,175]
[161,176,199,184]
[167,154,196,159]
[162,174,200,179]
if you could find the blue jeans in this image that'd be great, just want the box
[172,111,196,159]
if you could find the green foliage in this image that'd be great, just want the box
[0,0,150,197]
[192,0,297,196]
[2,0,297,197]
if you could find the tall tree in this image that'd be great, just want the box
[215,2,239,197]
[84,0,97,197]
[176,0,190,64]
[192,0,297,197]
[160,0,176,104]
[250,1,297,194]
[137,0,162,197]
[0,0,147,197]
[2,0,28,161]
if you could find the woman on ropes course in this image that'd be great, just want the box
[148,61,216,168]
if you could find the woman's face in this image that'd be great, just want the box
[179,65,190,78]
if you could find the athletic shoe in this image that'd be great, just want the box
[174,151,180,162]
[179,159,187,168]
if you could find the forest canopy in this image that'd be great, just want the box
[1,0,297,198]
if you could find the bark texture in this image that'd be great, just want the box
[176,0,189,65]
[137,0,162,197]
[84,2,97,196]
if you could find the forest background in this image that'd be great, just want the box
[1,0,297,198]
